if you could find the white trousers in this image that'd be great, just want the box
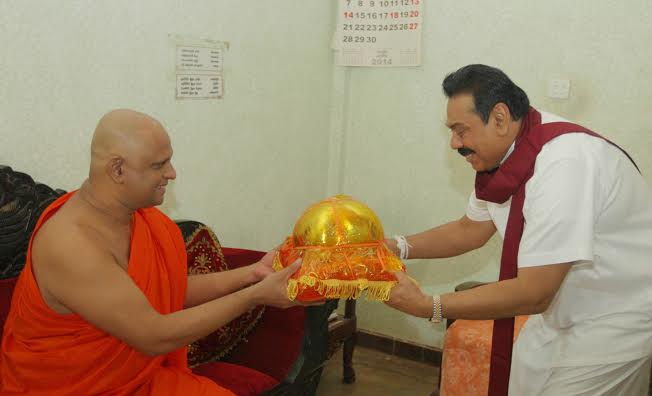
[506,355,652,396]
[509,315,651,396]
[536,356,651,396]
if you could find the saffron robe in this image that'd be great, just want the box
[1,192,233,395]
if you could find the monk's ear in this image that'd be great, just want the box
[491,103,510,137]
[106,157,126,183]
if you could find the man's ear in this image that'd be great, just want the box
[492,103,511,137]
[106,157,126,183]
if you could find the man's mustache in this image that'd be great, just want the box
[458,147,475,157]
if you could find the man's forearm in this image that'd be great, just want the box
[403,263,570,321]
[403,278,544,321]
[390,217,495,259]
[185,266,256,307]
[405,224,475,259]
[440,278,549,320]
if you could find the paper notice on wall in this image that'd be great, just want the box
[176,74,223,99]
[335,0,422,67]
[176,46,223,73]
[171,36,227,99]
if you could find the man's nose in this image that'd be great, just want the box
[450,134,463,150]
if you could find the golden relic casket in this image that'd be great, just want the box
[273,195,405,302]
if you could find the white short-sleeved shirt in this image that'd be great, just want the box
[466,112,652,372]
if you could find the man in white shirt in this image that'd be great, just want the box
[385,64,652,395]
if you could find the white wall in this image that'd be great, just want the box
[333,0,652,348]
[0,0,335,249]
[2,1,651,351]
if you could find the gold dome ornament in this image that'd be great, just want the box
[273,195,405,302]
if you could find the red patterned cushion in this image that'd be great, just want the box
[185,226,265,367]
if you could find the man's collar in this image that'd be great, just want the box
[500,141,516,165]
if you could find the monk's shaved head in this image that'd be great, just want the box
[91,109,165,163]
[85,109,176,209]
[89,109,172,179]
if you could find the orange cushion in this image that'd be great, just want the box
[440,316,529,396]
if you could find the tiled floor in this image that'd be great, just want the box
[316,346,438,396]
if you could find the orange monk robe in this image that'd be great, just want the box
[0,192,233,396]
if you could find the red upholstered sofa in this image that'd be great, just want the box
[0,165,341,396]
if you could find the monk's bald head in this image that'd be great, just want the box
[86,109,176,208]
[91,109,167,163]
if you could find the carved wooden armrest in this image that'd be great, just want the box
[454,281,489,292]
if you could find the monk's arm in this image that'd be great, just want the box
[185,249,276,307]
[385,215,496,259]
[386,263,571,319]
[185,268,256,308]
[37,234,297,356]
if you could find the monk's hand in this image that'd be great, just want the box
[251,245,281,283]
[385,271,431,318]
[253,259,303,308]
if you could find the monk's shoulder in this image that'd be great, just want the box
[32,206,108,269]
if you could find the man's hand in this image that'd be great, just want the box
[385,271,432,318]
[384,237,399,256]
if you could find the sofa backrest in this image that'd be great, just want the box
[0,166,65,279]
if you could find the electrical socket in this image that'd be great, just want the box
[547,78,571,99]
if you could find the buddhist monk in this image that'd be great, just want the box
[1,109,302,395]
